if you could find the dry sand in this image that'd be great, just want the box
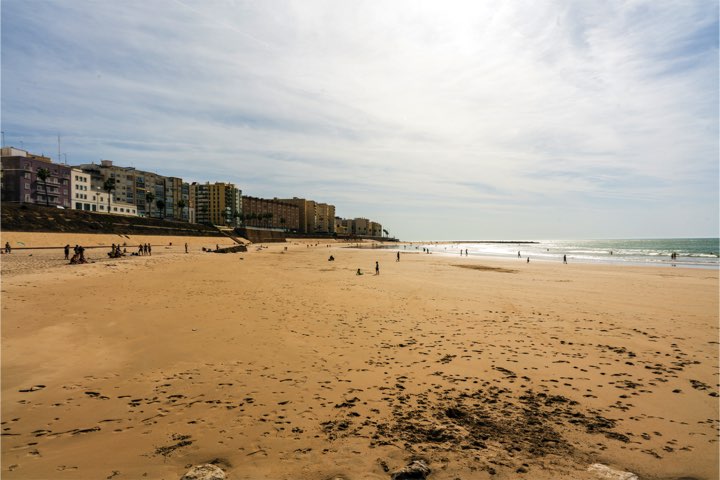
[1,233,718,479]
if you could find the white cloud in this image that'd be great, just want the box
[2,0,717,239]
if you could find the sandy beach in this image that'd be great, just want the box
[1,233,718,479]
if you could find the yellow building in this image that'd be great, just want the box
[193,182,242,226]
[279,197,336,234]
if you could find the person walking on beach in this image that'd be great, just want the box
[64,244,70,260]
[5,242,11,254]
[375,261,380,275]
[396,252,400,262]
[563,254,567,264]
[518,251,521,258]
[527,257,530,263]
[148,244,152,256]
[185,243,188,254]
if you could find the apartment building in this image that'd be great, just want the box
[337,217,383,237]
[192,182,242,226]
[279,197,336,234]
[69,168,138,215]
[315,203,336,234]
[242,196,299,231]
[74,160,186,220]
[1,147,72,207]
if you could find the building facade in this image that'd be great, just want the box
[74,160,185,220]
[1,147,72,208]
[192,182,242,226]
[242,196,299,231]
[279,197,336,234]
[336,217,383,237]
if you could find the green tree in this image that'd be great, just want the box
[156,199,166,219]
[177,199,186,221]
[103,177,116,214]
[145,191,155,218]
[36,168,51,207]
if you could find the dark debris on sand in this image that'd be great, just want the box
[321,386,630,473]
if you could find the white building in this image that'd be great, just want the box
[70,168,138,216]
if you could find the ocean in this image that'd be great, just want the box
[389,238,720,269]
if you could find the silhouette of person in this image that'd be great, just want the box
[375,261,380,275]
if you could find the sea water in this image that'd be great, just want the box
[391,238,720,269]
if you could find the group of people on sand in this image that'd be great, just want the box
[137,243,152,256]
[68,245,88,264]
[108,244,127,258]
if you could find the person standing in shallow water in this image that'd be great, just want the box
[375,261,380,275]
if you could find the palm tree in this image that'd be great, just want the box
[156,199,166,219]
[145,191,155,218]
[36,168,51,206]
[103,177,116,214]
[177,199,186,221]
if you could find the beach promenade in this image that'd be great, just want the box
[1,233,718,479]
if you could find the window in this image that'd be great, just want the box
[76,203,82,210]
[92,205,96,211]
[25,183,30,189]
[24,172,31,179]
[84,204,90,211]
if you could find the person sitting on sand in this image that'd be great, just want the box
[356,268,363,275]
[328,255,335,261]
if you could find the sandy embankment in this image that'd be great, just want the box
[1,234,718,479]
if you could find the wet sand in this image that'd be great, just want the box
[1,233,718,479]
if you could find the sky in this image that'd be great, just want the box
[2,0,718,240]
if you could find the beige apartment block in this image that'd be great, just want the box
[280,197,336,234]
[74,160,187,220]
[242,196,299,231]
